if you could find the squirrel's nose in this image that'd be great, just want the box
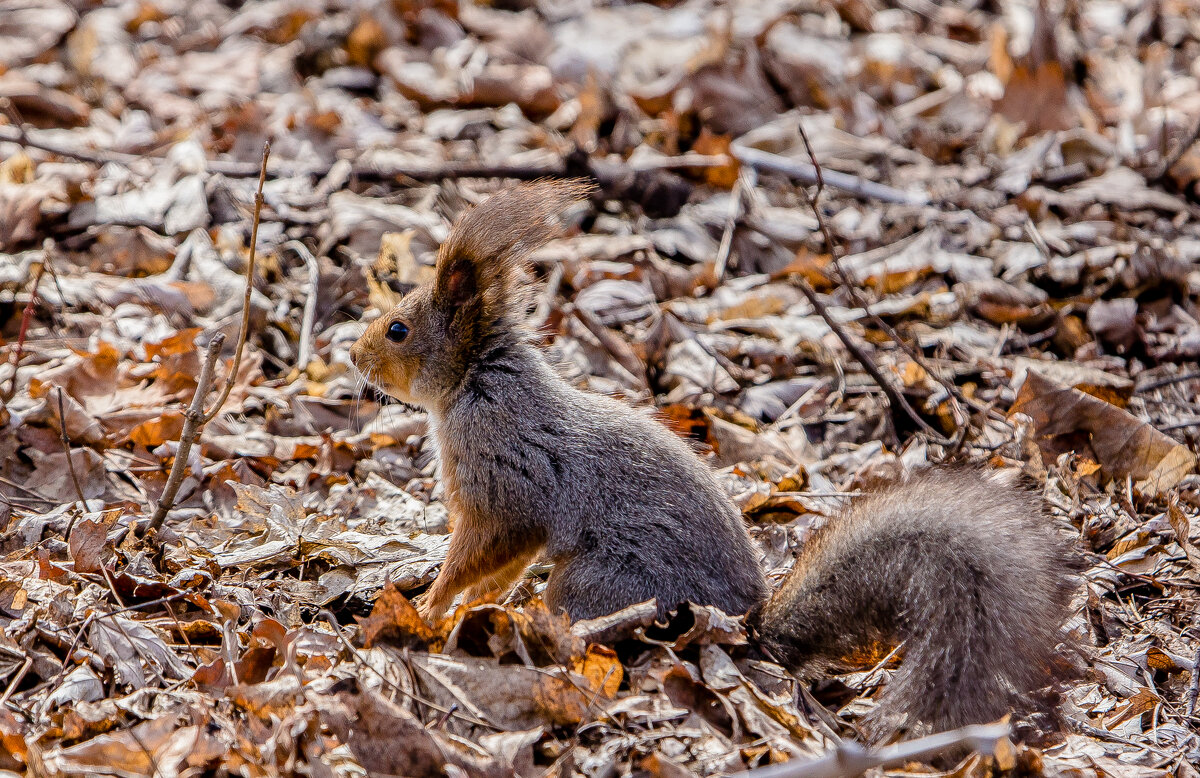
[349,340,361,366]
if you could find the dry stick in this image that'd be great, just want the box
[0,98,35,158]
[794,121,967,451]
[713,169,753,283]
[316,609,500,730]
[1136,371,1200,393]
[56,388,88,538]
[731,722,1011,778]
[1185,640,1200,719]
[201,140,271,425]
[145,333,225,533]
[729,143,929,206]
[161,599,201,666]
[789,278,919,444]
[283,240,320,372]
[0,656,31,708]
[2,260,46,401]
[63,591,190,629]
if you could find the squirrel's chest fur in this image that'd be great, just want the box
[434,342,768,620]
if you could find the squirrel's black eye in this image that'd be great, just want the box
[386,321,409,343]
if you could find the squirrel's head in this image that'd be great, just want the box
[350,180,592,411]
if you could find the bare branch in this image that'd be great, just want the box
[2,260,45,402]
[792,275,912,445]
[792,120,968,451]
[0,123,562,182]
[145,332,225,534]
[713,169,753,283]
[730,143,929,206]
[201,139,271,424]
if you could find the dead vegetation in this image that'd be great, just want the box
[0,0,1199,775]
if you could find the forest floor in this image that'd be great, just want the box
[1,0,1199,776]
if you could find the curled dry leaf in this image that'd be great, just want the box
[1010,371,1196,497]
[358,581,437,649]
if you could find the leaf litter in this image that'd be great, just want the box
[1,0,1200,776]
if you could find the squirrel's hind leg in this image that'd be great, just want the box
[417,513,543,621]
[462,549,538,605]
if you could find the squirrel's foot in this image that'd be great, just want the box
[415,593,451,624]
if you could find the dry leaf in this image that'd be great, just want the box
[1009,371,1196,497]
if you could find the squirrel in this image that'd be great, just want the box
[349,181,1080,740]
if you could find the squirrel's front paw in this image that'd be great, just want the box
[415,595,448,624]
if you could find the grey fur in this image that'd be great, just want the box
[436,332,768,620]
[353,182,1079,739]
[754,468,1079,738]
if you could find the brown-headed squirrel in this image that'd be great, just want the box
[349,182,1079,740]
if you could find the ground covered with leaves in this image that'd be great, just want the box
[1,0,1200,775]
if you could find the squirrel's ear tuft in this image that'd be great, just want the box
[433,179,593,317]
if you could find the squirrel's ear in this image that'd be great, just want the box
[436,256,479,310]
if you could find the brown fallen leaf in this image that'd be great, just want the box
[321,687,511,778]
[1167,500,1200,572]
[408,651,593,729]
[67,518,107,575]
[358,580,437,649]
[1009,371,1196,497]
[571,643,623,698]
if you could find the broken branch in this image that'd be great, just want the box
[56,388,87,536]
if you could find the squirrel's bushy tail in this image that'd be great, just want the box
[753,468,1079,741]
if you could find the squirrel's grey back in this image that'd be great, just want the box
[438,337,768,620]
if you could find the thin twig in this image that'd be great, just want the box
[1136,371,1200,393]
[162,599,200,667]
[792,277,910,445]
[793,121,967,452]
[1068,718,1178,760]
[2,260,45,401]
[0,656,31,708]
[1185,641,1200,718]
[283,240,320,372]
[0,98,33,149]
[46,614,93,692]
[201,140,271,424]
[317,609,500,730]
[146,333,225,533]
[64,591,191,629]
[56,388,88,535]
[714,169,754,283]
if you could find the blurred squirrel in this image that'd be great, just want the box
[349,182,1079,739]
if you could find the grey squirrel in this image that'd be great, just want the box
[349,181,1079,739]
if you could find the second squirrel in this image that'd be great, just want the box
[350,182,1079,739]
